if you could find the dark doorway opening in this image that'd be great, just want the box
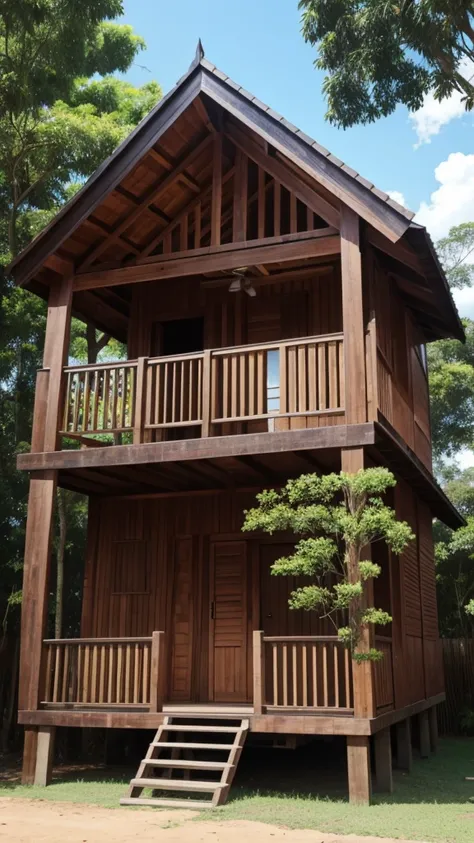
[152,317,204,357]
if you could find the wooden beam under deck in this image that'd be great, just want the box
[18,692,445,735]
[18,424,374,472]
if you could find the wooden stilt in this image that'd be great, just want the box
[347,735,371,804]
[396,718,412,771]
[34,726,56,786]
[22,727,38,784]
[374,728,393,793]
[429,706,438,753]
[419,710,430,758]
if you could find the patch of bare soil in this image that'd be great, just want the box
[0,798,429,843]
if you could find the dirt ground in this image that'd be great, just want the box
[0,798,428,843]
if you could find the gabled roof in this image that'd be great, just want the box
[8,43,464,342]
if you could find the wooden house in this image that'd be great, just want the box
[11,45,464,807]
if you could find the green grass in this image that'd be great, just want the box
[0,738,473,842]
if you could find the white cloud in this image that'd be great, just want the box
[415,152,474,240]
[387,190,407,208]
[409,59,474,147]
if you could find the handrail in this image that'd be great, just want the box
[43,636,152,645]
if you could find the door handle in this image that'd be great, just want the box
[210,602,215,619]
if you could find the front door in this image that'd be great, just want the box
[209,541,249,702]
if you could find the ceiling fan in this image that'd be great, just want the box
[228,266,257,297]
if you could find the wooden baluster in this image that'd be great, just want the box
[230,355,238,419]
[180,361,186,423]
[201,350,212,437]
[308,344,317,412]
[153,364,161,426]
[125,644,131,704]
[111,369,119,430]
[82,371,91,432]
[188,360,194,422]
[134,643,140,705]
[92,371,100,432]
[108,646,114,704]
[72,374,81,433]
[102,369,110,431]
[272,644,278,706]
[171,362,177,424]
[302,644,308,707]
[298,345,306,413]
[344,647,351,709]
[239,354,246,419]
[149,631,166,712]
[222,356,229,419]
[45,645,52,702]
[163,362,169,425]
[292,644,298,706]
[338,339,345,410]
[71,646,78,703]
[52,646,61,703]
[99,645,106,704]
[323,644,328,707]
[288,346,297,415]
[197,357,203,422]
[256,351,265,415]
[83,645,90,704]
[77,645,83,703]
[248,352,256,417]
[279,346,287,418]
[143,643,150,705]
[312,644,318,707]
[133,358,148,445]
[283,644,288,706]
[90,644,98,703]
[318,342,328,411]
[334,644,340,708]
[252,631,265,714]
[61,645,69,703]
[116,645,123,704]
[328,342,337,410]
[63,371,72,432]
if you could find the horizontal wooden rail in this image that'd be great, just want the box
[253,632,353,713]
[57,332,345,446]
[40,633,165,709]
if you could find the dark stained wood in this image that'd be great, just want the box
[419,710,431,758]
[73,233,341,291]
[395,718,413,771]
[42,276,74,451]
[34,726,55,786]
[347,736,371,804]
[341,207,366,424]
[374,727,393,793]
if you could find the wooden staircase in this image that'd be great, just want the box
[120,716,249,809]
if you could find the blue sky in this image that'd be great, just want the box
[120,0,474,230]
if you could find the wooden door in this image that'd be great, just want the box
[209,541,249,702]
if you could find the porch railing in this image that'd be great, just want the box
[40,632,165,710]
[253,632,353,714]
[59,332,344,442]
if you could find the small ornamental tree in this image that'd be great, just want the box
[242,468,415,662]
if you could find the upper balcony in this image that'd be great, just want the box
[59,331,345,448]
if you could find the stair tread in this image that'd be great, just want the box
[151,742,234,750]
[131,777,224,791]
[120,797,213,809]
[142,759,228,769]
[164,725,239,733]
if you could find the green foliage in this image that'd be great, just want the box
[437,223,474,291]
[243,468,414,659]
[299,0,474,128]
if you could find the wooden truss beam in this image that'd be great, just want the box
[226,123,340,230]
[73,230,340,291]
[79,133,214,270]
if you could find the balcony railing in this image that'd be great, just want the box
[253,632,353,714]
[60,332,344,444]
[40,633,166,710]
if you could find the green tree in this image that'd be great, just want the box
[242,468,414,660]
[437,223,474,291]
[0,2,161,745]
[299,0,474,128]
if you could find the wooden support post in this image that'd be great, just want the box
[374,728,393,793]
[419,710,431,758]
[22,727,38,784]
[341,447,375,719]
[149,631,166,712]
[34,726,56,786]
[396,718,413,771]
[42,276,74,452]
[347,736,371,804]
[201,349,212,438]
[429,705,438,753]
[133,356,148,444]
[211,133,223,246]
[341,206,367,424]
[253,630,265,715]
[31,369,50,452]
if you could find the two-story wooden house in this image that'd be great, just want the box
[10,46,463,808]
